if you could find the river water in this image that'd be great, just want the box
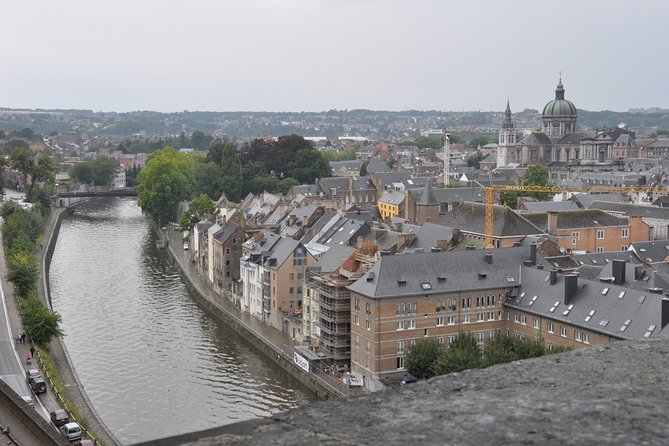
[49,198,316,444]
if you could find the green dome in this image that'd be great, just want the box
[542,78,577,118]
[542,98,577,117]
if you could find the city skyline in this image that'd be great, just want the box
[2,0,667,113]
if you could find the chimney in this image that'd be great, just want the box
[547,211,558,235]
[662,298,669,329]
[549,269,558,285]
[348,176,354,204]
[485,252,493,264]
[564,274,578,305]
[612,259,626,285]
[530,243,537,266]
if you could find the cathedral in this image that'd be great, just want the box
[497,77,636,168]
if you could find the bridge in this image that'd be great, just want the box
[56,187,137,198]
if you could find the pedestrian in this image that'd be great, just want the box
[21,332,26,343]
[30,346,35,358]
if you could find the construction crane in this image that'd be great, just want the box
[482,184,669,249]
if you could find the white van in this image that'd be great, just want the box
[60,422,83,442]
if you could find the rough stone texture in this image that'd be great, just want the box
[134,339,669,446]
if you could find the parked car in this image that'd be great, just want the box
[25,368,47,394]
[183,242,189,250]
[73,440,94,446]
[21,396,35,409]
[400,376,417,386]
[60,422,83,442]
[50,409,70,427]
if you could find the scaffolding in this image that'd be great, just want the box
[311,271,354,368]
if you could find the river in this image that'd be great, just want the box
[49,198,316,444]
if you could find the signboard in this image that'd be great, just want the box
[294,352,309,373]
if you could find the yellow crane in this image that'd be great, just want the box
[482,184,669,249]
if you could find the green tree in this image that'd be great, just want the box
[180,194,219,232]
[20,296,63,346]
[287,148,330,184]
[191,162,225,201]
[137,147,195,222]
[467,135,495,148]
[190,131,212,150]
[276,178,300,195]
[28,153,56,199]
[10,145,35,189]
[465,151,489,169]
[500,164,552,208]
[405,337,443,380]
[7,251,39,297]
[433,332,481,375]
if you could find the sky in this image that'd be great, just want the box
[2,0,668,113]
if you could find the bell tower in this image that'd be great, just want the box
[497,99,516,167]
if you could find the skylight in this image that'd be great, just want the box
[638,295,646,304]
[644,325,656,338]
[421,282,432,290]
[601,288,609,295]
[619,319,632,332]
[599,319,609,327]
[585,310,595,322]
[618,291,625,299]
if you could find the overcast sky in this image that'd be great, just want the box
[2,0,667,113]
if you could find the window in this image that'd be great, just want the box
[533,318,540,329]
[572,238,577,246]
[290,273,294,281]
[366,319,370,330]
[396,303,405,315]
[366,302,371,315]
[447,315,456,325]
[448,335,455,345]
[621,228,629,238]
[476,296,485,307]
[408,302,417,314]
[436,299,446,312]
[463,314,470,324]
[447,298,456,308]
[354,297,360,311]
[477,332,485,344]
[488,311,495,321]
[397,341,404,353]
[596,247,604,253]
[436,316,445,327]
[515,313,521,324]
[289,287,294,295]
[437,337,444,345]
[572,231,580,240]
[409,319,416,329]
[621,245,628,251]
[366,354,371,368]
[354,314,360,325]
[477,313,484,322]
[397,320,405,330]
[575,331,590,344]
[520,315,527,325]
[486,295,496,306]
[597,229,604,239]
[560,326,567,337]
[355,335,360,347]
[462,297,471,309]
[488,331,495,340]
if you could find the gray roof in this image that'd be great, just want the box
[371,172,413,190]
[330,160,363,172]
[315,244,356,274]
[265,237,301,270]
[379,190,405,205]
[630,240,669,263]
[213,221,240,245]
[415,181,438,206]
[292,183,324,197]
[521,201,580,212]
[348,247,536,299]
[570,193,626,209]
[506,266,664,340]
[523,210,627,231]
[402,222,453,253]
[278,203,318,238]
[555,132,594,145]
[518,132,553,146]
[316,218,368,248]
[437,202,544,237]
[573,250,641,266]
[589,202,669,220]
[366,158,391,174]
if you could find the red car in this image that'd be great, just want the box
[50,409,70,427]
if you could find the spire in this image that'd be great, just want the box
[555,74,565,100]
[502,98,514,129]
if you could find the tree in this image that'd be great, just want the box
[190,131,212,150]
[467,135,495,148]
[207,141,237,165]
[433,332,481,375]
[276,178,300,195]
[137,147,195,222]
[29,153,56,197]
[359,161,368,177]
[501,164,552,208]
[7,251,39,297]
[10,145,35,189]
[20,296,63,346]
[287,148,330,184]
[180,194,219,232]
[191,162,225,201]
[465,151,489,169]
[405,338,443,380]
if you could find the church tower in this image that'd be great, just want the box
[497,99,516,167]
[541,76,577,137]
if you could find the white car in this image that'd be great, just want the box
[183,242,189,250]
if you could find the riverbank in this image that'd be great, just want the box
[161,225,361,400]
[37,205,121,446]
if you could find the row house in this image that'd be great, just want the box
[240,231,282,319]
[588,201,669,241]
[523,210,649,253]
[318,177,377,208]
[207,210,246,299]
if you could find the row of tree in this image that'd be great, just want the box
[406,331,569,381]
[1,202,62,346]
[137,135,331,222]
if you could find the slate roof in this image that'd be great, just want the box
[379,190,405,205]
[437,202,544,237]
[555,132,595,145]
[265,237,301,270]
[315,244,356,274]
[630,240,669,263]
[371,172,413,190]
[330,160,363,173]
[278,203,318,238]
[521,201,580,212]
[506,266,665,340]
[348,247,536,299]
[570,193,626,209]
[523,210,627,231]
[518,132,553,146]
[366,158,391,174]
[213,221,240,245]
[292,183,324,197]
[316,218,368,248]
[415,181,438,206]
[402,223,453,254]
[588,202,669,220]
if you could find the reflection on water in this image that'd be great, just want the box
[49,198,315,444]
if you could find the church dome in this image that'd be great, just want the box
[542,78,577,118]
